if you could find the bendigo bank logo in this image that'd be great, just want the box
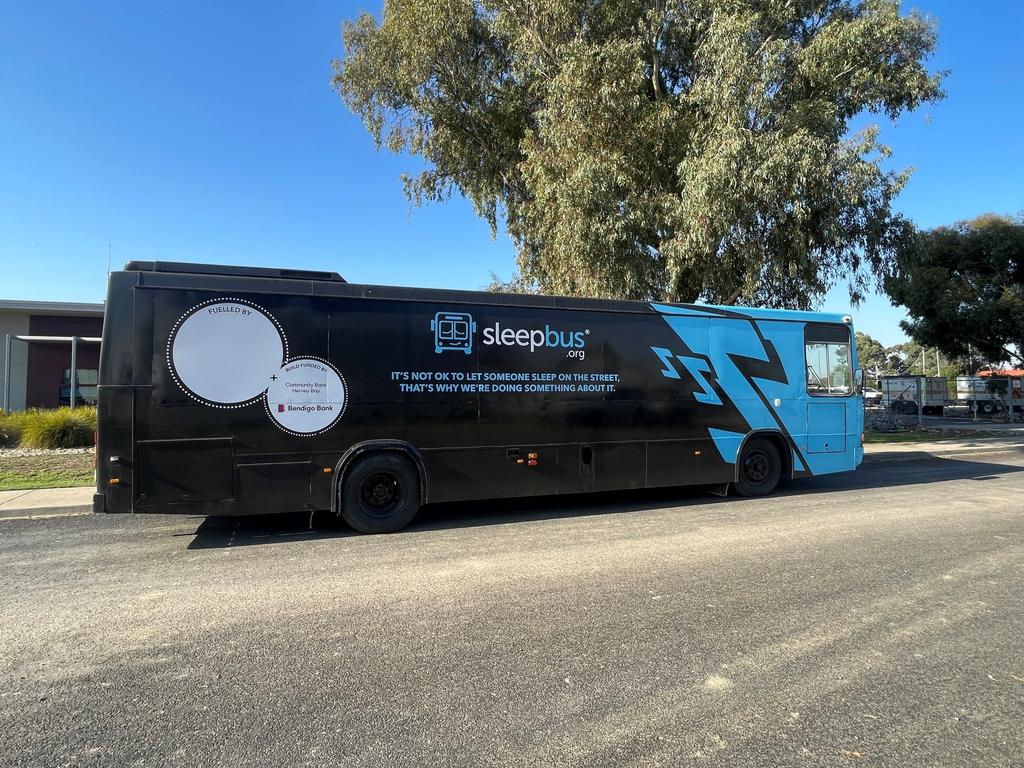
[431,311,589,354]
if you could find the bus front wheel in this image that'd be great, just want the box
[734,438,781,497]
[340,453,421,534]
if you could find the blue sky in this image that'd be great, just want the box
[1,1,1020,347]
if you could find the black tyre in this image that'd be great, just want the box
[981,401,996,415]
[901,401,918,415]
[339,453,421,534]
[734,438,782,497]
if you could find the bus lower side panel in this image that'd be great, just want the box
[108,437,736,516]
[419,438,733,504]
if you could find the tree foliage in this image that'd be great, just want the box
[885,213,1024,366]
[855,331,970,388]
[334,0,942,306]
[486,270,541,294]
[887,339,969,377]
[855,330,889,375]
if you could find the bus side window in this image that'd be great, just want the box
[804,325,852,397]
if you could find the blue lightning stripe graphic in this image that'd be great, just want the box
[676,356,723,405]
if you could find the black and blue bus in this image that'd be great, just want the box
[94,261,863,533]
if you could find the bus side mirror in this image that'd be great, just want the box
[854,368,864,394]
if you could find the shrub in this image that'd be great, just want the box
[15,407,97,449]
[0,410,32,447]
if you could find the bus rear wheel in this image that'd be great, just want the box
[734,438,781,497]
[340,454,421,534]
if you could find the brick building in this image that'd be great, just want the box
[1,299,105,411]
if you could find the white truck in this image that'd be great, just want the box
[880,376,948,415]
[955,376,1023,415]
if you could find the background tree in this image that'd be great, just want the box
[486,271,541,294]
[855,331,970,388]
[855,331,889,383]
[334,0,943,306]
[885,213,1024,366]
[887,339,970,377]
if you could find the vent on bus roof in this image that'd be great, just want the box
[123,261,346,282]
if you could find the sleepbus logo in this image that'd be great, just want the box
[482,321,589,352]
[431,312,590,354]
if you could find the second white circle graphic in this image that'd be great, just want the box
[265,357,347,434]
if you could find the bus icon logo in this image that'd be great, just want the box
[431,311,476,354]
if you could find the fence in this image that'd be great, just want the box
[865,376,1022,429]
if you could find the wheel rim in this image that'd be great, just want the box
[360,472,403,517]
[742,450,770,484]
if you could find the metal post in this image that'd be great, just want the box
[935,349,941,377]
[69,336,78,408]
[918,376,924,427]
[1009,376,1015,425]
[2,334,10,415]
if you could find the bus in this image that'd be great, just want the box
[93,261,864,533]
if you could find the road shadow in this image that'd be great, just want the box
[783,450,1024,495]
[185,453,1024,550]
[185,484,724,550]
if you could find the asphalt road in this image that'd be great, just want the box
[2,453,1023,768]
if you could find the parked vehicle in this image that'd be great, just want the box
[956,376,1023,415]
[94,261,865,533]
[863,387,883,404]
[880,376,947,415]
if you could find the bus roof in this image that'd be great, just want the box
[121,261,853,326]
[651,302,852,326]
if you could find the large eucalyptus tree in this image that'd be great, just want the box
[334,0,943,306]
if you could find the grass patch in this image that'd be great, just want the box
[864,430,1004,444]
[0,452,94,491]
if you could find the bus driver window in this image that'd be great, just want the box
[805,326,852,396]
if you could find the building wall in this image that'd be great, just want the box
[26,315,104,408]
[0,311,30,411]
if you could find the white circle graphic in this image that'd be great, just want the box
[170,300,285,406]
[265,357,346,435]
